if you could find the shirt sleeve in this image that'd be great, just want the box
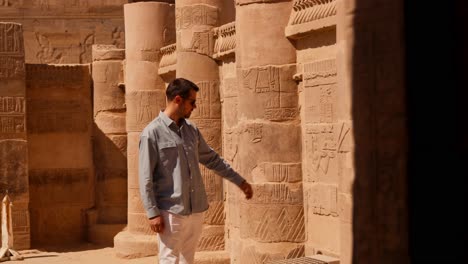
[197,128,245,187]
[138,134,160,218]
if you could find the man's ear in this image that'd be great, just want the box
[174,95,182,104]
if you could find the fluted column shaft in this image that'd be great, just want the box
[114,1,175,258]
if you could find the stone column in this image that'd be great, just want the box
[114,1,175,258]
[89,44,127,245]
[232,1,305,262]
[175,0,225,254]
[0,23,30,249]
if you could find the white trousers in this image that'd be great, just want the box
[158,210,204,264]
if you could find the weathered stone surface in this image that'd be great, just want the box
[125,90,166,132]
[0,1,126,64]
[238,64,298,121]
[0,22,29,250]
[92,44,125,61]
[91,45,127,244]
[26,63,93,246]
[285,0,337,39]
[236,1,295,68]
[176,0,225,256]
[115,1,175,257]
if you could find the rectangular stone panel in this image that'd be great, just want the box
[303,122,351,183]
[26,64,91,95]
[237,122,301,179]
[245,183,303,205]
[27,100,91,134]
[238,65,298,121]
[306,183,338,217]
[175,5,218,30]
[251,162,302,183]
[30,205,87,246]
[0,1,126,64]
[29,168,91,205]
[240,204,305,243]
[303,59,337,124]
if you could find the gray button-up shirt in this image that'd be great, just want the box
[139,111,245,218]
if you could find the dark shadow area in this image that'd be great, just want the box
[33,243,107,253]
[351,1,409,263]
[405,0,467,262]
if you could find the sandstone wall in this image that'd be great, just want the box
[287,0,344,259]
[0,0,127,64]
[26,64,93,246]
[88,44,127,246]
[0,22,30,250]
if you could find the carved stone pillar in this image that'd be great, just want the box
[89,44,127,245]
[231,1,305,262]
[0,22,30,250]
[114,1,175,258]
[175,0,225,254]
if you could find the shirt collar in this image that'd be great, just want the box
[159,111,185,128]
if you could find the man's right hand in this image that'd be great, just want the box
[149,216,164,233]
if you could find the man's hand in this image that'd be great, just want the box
[149,215,164,233]
[239,181,253,199]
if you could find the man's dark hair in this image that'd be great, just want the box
[166,78,199,101]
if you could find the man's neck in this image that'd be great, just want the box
[164,106,183,126]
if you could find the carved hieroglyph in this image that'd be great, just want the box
[26,64,93,246]
[114,2,175,258]
[176,0,225,252]
[230,1,305,262]
[0,22,29,250]
[285,0,337,38]
[0,0,127,64]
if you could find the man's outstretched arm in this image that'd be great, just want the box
[197,129,253,199]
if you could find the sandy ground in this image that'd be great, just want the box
[8,244,158,264]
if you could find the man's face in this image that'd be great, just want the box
[179,89,197,119]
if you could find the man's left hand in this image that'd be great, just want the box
[240,181,253,199]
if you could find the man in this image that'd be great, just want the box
[138,78,253,264]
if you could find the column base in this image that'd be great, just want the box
[194,251,230,264]
[88,223,126,246]
[114,230,158,259]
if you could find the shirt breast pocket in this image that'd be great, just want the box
[158,141,178,173]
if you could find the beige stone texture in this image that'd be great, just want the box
[0,22,30,250]
[0,0,126,64]
[176,0,226,255]
[26,64,93,247]
[230,1,304,262]
[91,44,127,246]
[285,0,337,39]
[235,1,296,68]
[0,0,413,261]
[114,1,175,258]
